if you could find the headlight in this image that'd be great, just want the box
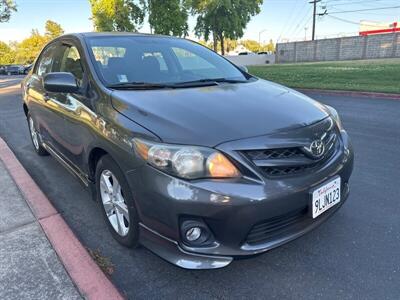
[133,138,240,179]
[325,105,343,130]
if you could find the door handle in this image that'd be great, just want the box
[44,93,50,102]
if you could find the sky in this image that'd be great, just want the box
[0,0,399,44]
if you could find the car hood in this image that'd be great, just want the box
[111,79,329,147]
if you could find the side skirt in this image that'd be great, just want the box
[42,142,94,190]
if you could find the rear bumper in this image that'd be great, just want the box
[126,130,354,269]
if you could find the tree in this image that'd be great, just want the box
[192,0,263,55]
[0,41,15,64]
[265,39,275,52]
[240,39,260,52]
[197,40,215,49]
[144,0,189,37]
[45,20,64,40]
[89,0,144,32]
[0,0,16,23]
[14,30,47,64]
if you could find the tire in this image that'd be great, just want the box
[96,155,139,248]
[27,113,49,156]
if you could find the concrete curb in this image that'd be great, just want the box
[0,137,124,300]
[297,88,400,100]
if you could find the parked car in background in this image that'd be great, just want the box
[17,65,25,75]
[23,64,33,74]
[258,51,273,55]
[0,65,5,75]
[22,33,354,270]
[238,51,256,55]
[5,65,20,75]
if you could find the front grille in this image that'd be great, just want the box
[245,148,305,160]
[263,165,309,176]
[242,126,339,177]
[245,207,308,245]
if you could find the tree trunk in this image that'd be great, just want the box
[213,31,218,52]
[220,33,225,55]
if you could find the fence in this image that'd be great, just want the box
[276,32,400,63]
[225,54,275,66]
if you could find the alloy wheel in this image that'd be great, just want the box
[100,169,130,237]
[29,117,40,150]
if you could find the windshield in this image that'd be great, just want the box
[86,35,248,87]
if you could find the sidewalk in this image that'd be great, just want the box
[0,137,124,300]
[0,159,81,299]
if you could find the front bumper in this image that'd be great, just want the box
[126,130,354,269]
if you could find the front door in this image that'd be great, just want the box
[48,42,95,177]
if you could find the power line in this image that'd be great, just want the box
[326,14,398,27]
[327,0,400,7]
[277,0,302,42]
[325,15,363,25]
[292,15,313,39]
[327,5,400,14]
[282,2,312,41]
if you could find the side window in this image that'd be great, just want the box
[36,45,56,77]
[59,46,84,83]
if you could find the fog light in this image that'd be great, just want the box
[185,227,202,241]
[180,219,214,247]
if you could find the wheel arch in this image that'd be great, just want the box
[23,103,28,117]
[88,147,109,181]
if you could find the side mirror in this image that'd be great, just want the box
[238,65,248,73]
[43,72,79,93]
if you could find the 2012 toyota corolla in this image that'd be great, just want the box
[22,33,353,269]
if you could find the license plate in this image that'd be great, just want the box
[311,177,341,219]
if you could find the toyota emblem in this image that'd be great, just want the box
[309,139,325,158]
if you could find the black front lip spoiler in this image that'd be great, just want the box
[139,183,350,270]
[139,223,233,270]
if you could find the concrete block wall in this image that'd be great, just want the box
[276,33,400,63]
[339,36,365,60]
[295,42,315,62]
[395,34,400,57]
[365,34,395,59]
[315,38,340,61]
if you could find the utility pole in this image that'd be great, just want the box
[309,0,321,41]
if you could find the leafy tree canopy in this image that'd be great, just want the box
[14,29,48,64]
[1,20,65,65]
[45,20,64,40]
[0,41,15,64]
[192,0,263,54]
[240,39,260,52]
[144,0,189,37]
[90,0,144,32]
[0,0,16,23]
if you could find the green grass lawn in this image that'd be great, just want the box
[248,58,400,94]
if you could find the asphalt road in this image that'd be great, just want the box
[1,75,399,299]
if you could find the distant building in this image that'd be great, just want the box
[359,20,399,36]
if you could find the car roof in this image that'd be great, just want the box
[62,32,179,40]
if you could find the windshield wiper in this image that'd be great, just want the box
[175,78,247,86]
[107,78,248,90]
[107,82,173,90]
